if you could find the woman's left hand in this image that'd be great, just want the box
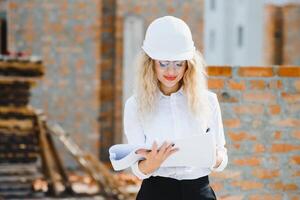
[213,150,223,169]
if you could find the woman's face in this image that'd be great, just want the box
[154,60,187,90]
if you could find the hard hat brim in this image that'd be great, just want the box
[142,46,195,61]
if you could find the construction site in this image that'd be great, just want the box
[0,0,300,199]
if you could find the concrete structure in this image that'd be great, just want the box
[204,0,300,65]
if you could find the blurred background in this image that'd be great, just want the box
[0,0,299,199]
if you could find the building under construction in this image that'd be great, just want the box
[0,0,300,199]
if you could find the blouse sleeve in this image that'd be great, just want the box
[209,93,228,172]
[123,96,154,179]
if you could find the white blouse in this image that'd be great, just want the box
[123,87,228,180]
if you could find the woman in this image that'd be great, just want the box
[123,16,228,200]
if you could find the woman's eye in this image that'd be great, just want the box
[159,61,169,67]
[175,62,184,67]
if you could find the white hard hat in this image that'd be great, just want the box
[142,16,195,61]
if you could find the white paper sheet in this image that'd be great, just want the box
[109,133,216,171]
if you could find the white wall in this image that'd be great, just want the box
[204,0,230,65]
[122,15,144,142]
[123,15,144,105]
[204,0,265,65]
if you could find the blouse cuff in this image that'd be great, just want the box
[131,161,153,180]
[210,153,228,172]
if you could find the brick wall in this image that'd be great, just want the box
[117,0,204,51]
[7,0,102,166]
[264,4,300,65]
[282,4,300,65]
[99,0,119,162]
[264,5,283,65]
[207,65,300,199]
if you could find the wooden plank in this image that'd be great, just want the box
[0,119,33,130]
[0,75,42,83]
[35,113,64,196]
[45,121,74,194]
[47,123,132,200]
[0,105,35,114]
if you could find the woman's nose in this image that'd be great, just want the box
[166,66,176,74]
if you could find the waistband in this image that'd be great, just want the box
[145,175,209,188]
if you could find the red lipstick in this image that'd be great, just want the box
[164,75,177,81]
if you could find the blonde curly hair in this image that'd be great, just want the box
[133,50,211,123]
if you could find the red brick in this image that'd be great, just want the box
[8,2,18,9]
[233,156,261,166]
[273,131,282,140]
[278,66,300,77]
[228,131,256,142]
[292,131,300,139]
[282,5,300,65]
[249,80,266,90]
[252,169,280,179]
[269,181,298,191]
[268,80,283,89]
[133,5,142,14]
[253,144,266,153]
[238,67,274,77]
[281,92,300,103]
[232,181,264,190]
[167,6,175,14]
[249,194,282,200]
[207,78,225,89]
[207,66,232,77]
[223,118,240,128]
[271,144,300,153]
[49,23,63,33]
[291,155,300,165]
[268,105,281,115]
[295,80,300,92]
[210,182,223,192]
[230,143,241,150]
[243,92,276,103]
[228,80,246,90]
[210,169,241,179]
[233,105,264,115]
[263,5,282,65]
[273,118,300,127]
[293,170,300,177]
[288,195,300,200]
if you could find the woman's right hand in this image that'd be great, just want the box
[135,141,179,175]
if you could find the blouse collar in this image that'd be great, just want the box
[158,86,184,99]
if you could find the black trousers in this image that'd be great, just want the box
[136,175,217,200]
